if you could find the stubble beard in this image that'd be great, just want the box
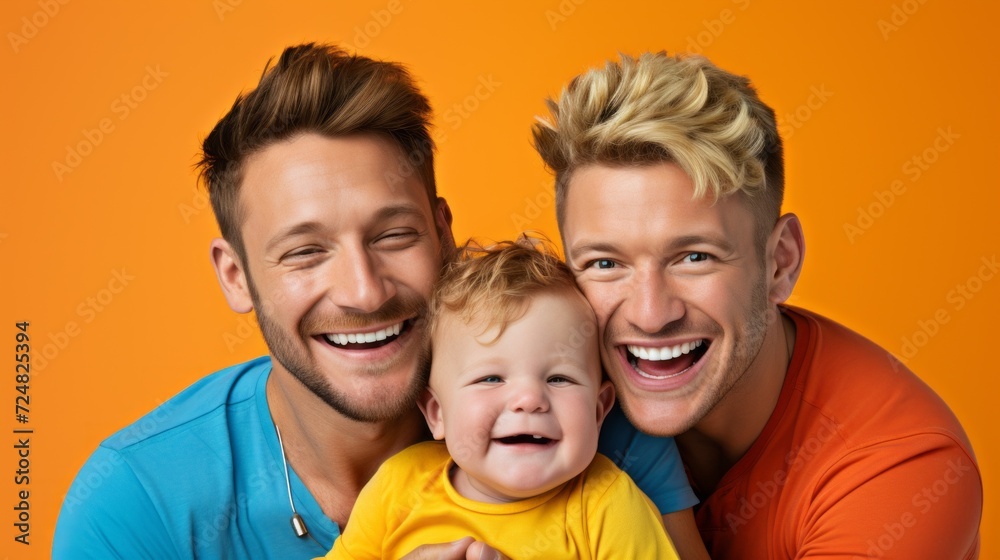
[684,268,772,433]
[248,278,430,423]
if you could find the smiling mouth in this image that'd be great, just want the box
[625,339,709,379]
[321,319,414,350]
[495,434,555,446]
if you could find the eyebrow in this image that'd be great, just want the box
[372,204,426,223]
[264,204,427,253]
[566,241,621,259]
[266,221,325,253]
[568,235,735,258]
[668,234,735,254]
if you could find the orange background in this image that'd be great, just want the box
[2,0,996,557]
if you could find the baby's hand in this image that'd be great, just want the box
[401,537,508,560]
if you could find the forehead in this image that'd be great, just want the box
[561,162,755,250]
[238,132,431,235]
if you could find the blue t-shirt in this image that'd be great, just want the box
[53,357,696,559]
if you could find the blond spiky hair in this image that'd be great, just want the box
[533,52,784,242]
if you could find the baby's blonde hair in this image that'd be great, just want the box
[427,236,581,346]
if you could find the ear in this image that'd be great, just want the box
[765,213,805,304]
[417,387,446,440]
[434,197,456,255]
[210,238,254,314]
[594,380,616,428]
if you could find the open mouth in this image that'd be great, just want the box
[495,434,555,446]
[321,318,414,350]
[625,339,709,380]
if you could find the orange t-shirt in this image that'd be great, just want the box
[693,306,982,559]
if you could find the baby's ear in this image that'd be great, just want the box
[595,380,616,427]
[417,388,446,440]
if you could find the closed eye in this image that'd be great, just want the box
[283,247,324,261]
[476,375,503,384]
[375,229,421,249]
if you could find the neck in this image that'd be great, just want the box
[266,364,428,525]
[677,309,797,494]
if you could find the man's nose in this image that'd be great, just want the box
[626,266,685,334]
[328,245,396,313]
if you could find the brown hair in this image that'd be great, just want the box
[427,236,581,345]
[533,52,784,246]
[197,43,437,261]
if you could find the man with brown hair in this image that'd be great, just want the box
[534,51,982,558]
[54,44,697,559]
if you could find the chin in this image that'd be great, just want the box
[617,394,697,438]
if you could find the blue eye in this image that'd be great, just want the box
[684,252,710,263]
[548,376,573,385]
[590,259,616,269]
[478,375,502,384]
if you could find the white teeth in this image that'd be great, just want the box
[627,339,704,362]
[325,321,405,346]
[532,435,542,439]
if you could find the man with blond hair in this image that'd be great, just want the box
[534,52,983,558]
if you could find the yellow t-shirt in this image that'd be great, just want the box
[326,441,677,560]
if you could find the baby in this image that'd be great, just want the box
[327,240,679,559]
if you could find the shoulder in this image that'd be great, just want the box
[55,357,277,558]
[779,307,981,515]
[64,357,272,517]
[784,306,973,454]
[579,453,634,499]
[381,441,450,474]
[101,356,270,453]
